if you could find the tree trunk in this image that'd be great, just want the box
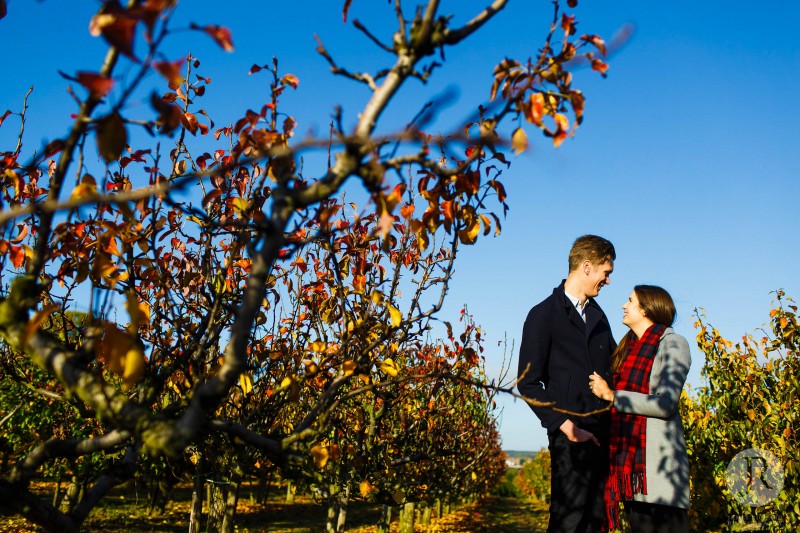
[326,501,338,533]
[59,476,80,514]
[376,505,392,533]
[206,481,228,533]
[220,478,239,533]
[420,502,431,525]
[285,480,295,504]
[399,501,415,533]
[188,458,204,533]
[51,479,62,508]
[336,482,350,532]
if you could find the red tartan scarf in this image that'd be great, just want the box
[605,322,666,531]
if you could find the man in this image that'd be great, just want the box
[517,235,616,533]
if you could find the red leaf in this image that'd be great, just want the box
[153,58,185,89]
[192,23,234,52]
[45,139,66,158]
[202,188,221,206]
[343,0,353,23]
[150,92,182,134]
[91,12,138,60]
[0,110,11,126]
[75,72,115,98]
[582,34,607,56]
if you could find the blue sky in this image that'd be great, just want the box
[2,1,799,452]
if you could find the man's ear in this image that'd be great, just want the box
[582,260,591,275]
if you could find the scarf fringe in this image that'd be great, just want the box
[605,468,648,531]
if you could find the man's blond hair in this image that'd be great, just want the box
[568,235,616,272]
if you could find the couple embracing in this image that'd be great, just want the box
[517,235,691,533]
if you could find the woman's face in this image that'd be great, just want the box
[622,290,648,330]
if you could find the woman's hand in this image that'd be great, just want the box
[589,371,615,402]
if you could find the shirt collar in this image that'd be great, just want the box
[564,289,587,317]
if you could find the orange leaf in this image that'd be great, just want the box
[591,58,609,78]
[7,244,24,269]
[10,224,28,244]
[181,112,199,135]
[400,203,415,220]
[153,58,185,89]
[281,74,299,89]
[311,444,329,469]
[527,93,544,127]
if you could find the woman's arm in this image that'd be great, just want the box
[613,334,691,419]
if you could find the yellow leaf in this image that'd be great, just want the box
[240,372,254,395]
[378,358,399,377]
[387,305,402,327]
[343,360,357,376]
[391,490,406,505]
[511,127,528,155]
[232,197,250,217]
[189,452,200,465]
[93,253,119,287]
[359,480,374,497]
[471,471,477,481]
[70,174,98,200]
[96,324,145,391]
[125,290,146,334]
[371,290,383,305]
[121,345,146,390]
[311,444,329,469]
[309,341,326,353]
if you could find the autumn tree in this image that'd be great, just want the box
[682,291,800,532]
[0,0,608,530]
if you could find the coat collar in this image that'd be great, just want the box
[555,281,603,336]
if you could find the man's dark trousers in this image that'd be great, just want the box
[547,432,609,533]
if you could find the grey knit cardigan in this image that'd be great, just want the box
[613,327,691,509]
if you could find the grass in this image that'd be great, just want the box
[1,482,550,532]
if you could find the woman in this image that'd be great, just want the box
[589,285,691,533]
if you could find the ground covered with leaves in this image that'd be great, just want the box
[1,482,548,532]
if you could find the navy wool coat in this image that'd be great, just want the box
[517,282,616,439]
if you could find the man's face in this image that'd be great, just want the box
[585,259,613,298]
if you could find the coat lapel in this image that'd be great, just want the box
[584,299,602,338]
[563,296,586,334]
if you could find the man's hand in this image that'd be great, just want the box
[559,419,600,446]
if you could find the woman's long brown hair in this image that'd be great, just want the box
[610,285,677,373]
